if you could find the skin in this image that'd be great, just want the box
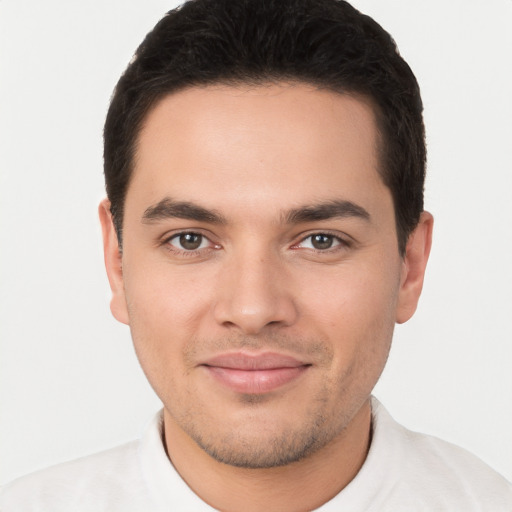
[100,83,432,511]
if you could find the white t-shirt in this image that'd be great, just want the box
[2,398,511,511]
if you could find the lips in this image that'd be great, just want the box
[201,352,310,394]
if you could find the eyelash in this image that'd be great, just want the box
[291,231,351,253]
[162,230,351,256]
[162,231,220,257]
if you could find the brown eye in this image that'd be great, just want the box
[168,232,209,251]
[311,234,334,250]
[295,233,344,251]
[179,233,203,250]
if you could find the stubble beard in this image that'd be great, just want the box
[165,334,361,469]
[183,396,340,469]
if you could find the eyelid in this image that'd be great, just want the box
[160,227,217,244]
[291,230,353,250]
[168,232,210,251]
[160,229,221,255]
[158,228,353,256]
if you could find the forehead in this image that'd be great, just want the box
[127,83,389,222]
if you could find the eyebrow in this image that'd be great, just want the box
[284,200,371,224]
[141,197,370,226]
[142,198,227,224]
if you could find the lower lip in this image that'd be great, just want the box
[203,366,309,394]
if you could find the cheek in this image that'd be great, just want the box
[122,278,198,403]
[300,260,400,326]
[124,258,214,332]
[120,262,211,381]
[296,258,401,374]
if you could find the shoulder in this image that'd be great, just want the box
[0,441,154,512]
[0,410,212,512]
[370,398,512,510]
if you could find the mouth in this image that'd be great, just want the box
[200,352,311,394]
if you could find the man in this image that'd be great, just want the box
[1,0,511,510]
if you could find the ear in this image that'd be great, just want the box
[396,211,433,324]
[98,198,129,325]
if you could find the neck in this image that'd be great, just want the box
[163,400,372,512]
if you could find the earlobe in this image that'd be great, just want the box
[98,199,130,325]
[396,211,433,324]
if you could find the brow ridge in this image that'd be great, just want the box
[285,200,371,224]
[142,197,370,226]
[142,198,227,224]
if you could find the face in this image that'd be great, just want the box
[101,83,431,468]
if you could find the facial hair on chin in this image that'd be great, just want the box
[167,333,363,470]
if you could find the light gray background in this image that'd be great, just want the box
[1,0,511,484]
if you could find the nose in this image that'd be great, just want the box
[213,250,298,335]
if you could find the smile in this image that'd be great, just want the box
[201,352,311,394]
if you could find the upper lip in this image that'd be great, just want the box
[202,352,309,370]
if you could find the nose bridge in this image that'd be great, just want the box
[213,242,297,334]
